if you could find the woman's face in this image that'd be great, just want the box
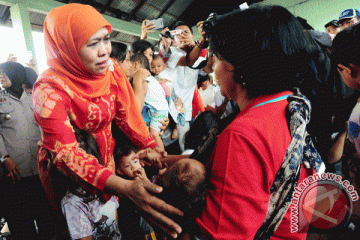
[213,55,236,99]
[143,47,153,65]
[79,27,111,74]
[117,51,133,78]
[0,70,11,89]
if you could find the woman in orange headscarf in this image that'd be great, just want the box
[33,3,182,239]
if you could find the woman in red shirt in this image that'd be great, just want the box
[193,5,326,240]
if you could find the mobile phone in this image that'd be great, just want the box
[147,18,164,30]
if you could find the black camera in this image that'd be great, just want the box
[202,12,218,37]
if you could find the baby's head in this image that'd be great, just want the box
[128,53,150,79]
[151,54,166,76]
[114,144,142,179]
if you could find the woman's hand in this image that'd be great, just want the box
[141,20,156,40]
[105,175,183,238]
[3,157,21,183]
[135,147,165,169]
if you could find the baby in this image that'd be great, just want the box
[114,141,207,238]
[151,54,171,101]
[151,54,178,140]
[130,53,169,151]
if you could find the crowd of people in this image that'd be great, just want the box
[1,2,360,240]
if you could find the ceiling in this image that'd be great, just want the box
[0,0,303,47]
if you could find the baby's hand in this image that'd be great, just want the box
[134,167,148,181]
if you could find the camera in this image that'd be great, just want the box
[202,12,218,37]
[161,29,182,39]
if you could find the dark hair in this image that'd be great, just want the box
[110,41,129,62]
[0,61,26,98]
[197,74,211,88]
[172,21,193,34]
[130,53,150,71]
[153,54,164,62]
[74,129,102,164]
[324,20,339,29]
[332,23,360,67]
[185,111,220,164]
[130,39,154,55]
[113,144,139,170]
[297,16,314,30]
[207,5,318,98]
[24,67,38,89]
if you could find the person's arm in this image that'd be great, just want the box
[327,130,347,164]
[177,21,207,67]
[2,156,21,183]
[159,28,173,55]
[104,174,183,238]
[132,69,150,110]
[141,20,156,40]
[134,147,190,169]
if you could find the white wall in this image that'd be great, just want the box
[263,0,360,32]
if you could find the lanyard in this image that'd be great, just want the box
[252,94,291,110]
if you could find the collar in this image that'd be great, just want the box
[238,91,293,118]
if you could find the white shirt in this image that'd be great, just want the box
[166,47,206,121]
[199,85,219,108]
[144,75,169,111]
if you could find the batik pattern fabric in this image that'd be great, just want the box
[33,71,156,200]
[254,94,325,240]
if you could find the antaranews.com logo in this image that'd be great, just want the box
[290,173,359,233]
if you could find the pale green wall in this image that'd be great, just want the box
[264,0,360,32]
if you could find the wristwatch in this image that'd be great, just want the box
[0,154,9,164]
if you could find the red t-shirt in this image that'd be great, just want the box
[197,91,314,239]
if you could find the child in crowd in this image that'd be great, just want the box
[151,54,171,101]
[151,54,178,140]
[114,144,158,240]
[114,141,207,239]
[130,53,169,151]
[61,129,121,240]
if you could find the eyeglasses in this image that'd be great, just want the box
[175,29,192,38]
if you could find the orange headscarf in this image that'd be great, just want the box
[40,3,152,145]
[43,3,112,98]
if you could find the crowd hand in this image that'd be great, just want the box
[135,148,165,169]
[141,19,156,40]
[7,53,17,62]
[26,58,38,73]
[124,177,183,238]
[159,117,169,135]
[3,157,21,184]
[197,21,206,45]
[161,27,173,48]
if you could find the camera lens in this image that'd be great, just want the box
[164,31,171,38]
